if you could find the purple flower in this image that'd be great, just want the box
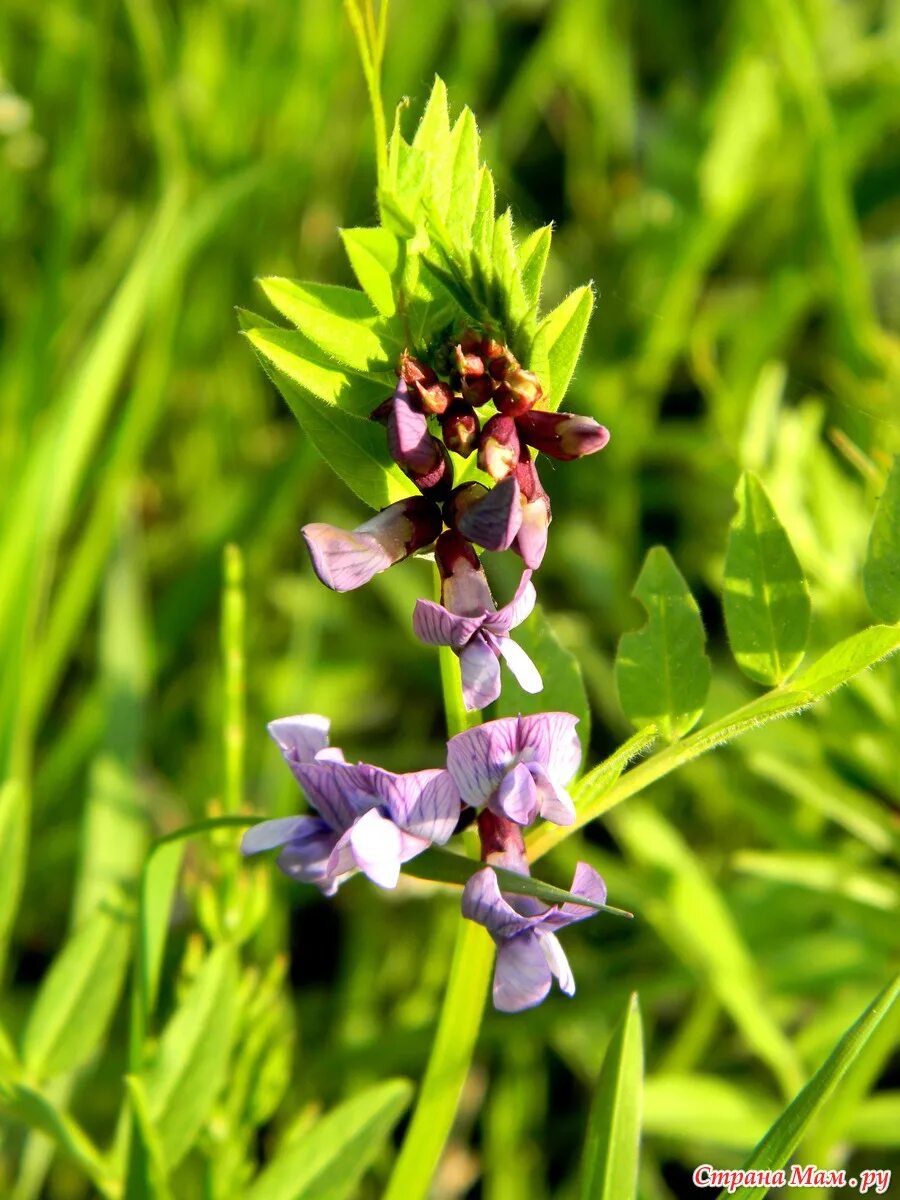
[446,713,581,826]
[243,718,461,893]
[301,494,442,592]
[462,862,606,1012]
[412,532,542,711]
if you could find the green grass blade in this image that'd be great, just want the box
[245,1079,412,1200]
[579,993,644,1200]
[863,455,900,622]
[719,972,900,1199]
[383,918,494,1200]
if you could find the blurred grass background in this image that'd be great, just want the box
[1,0,899,1196]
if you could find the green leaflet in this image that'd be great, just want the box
[239,312,416,510]
[863,455,900,622]
[492,208,527,331]
[339,227,401,317]
[518,224,553,313]
[258,278,401,373]
[244,1079,412,1200]
[490,602,591,758]
[790,622,900,695]
[22,901,131,1080]
[533,284,594,410]
[447,108,480,249]
[615,547,711,740]
[723,472,810,686]
[721,972,900,1200]
[141,944,239,1169]
[404,847,631,917]
[579,994,644,1200]
[411,76,452,220]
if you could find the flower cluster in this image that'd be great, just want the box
[243,712,606,1011]
[300,333,609,709]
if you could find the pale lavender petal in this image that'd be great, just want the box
[292,760,376,833]
[493,761,540,825]
[461,867,535,938]
[267,715,331,764]
[488,570,536,633]
[552,862,608,925]
[412,599,484,650]
[442,556,495,618]
[397,830,431,862]
[497,638,543,694]
[456,476,523,551]
[513,497,550,569]
[372,768,461,845]
[315,747,346,763]
[493,934,552,1012]
[517,713,581,786]
[302,523,394,592]
[528,763,576,826]
[447,718,521,808]
[242,816,313,856]
[387,386,435,473]
[538,931,575,995]
[348,808,404,889]
[460,635,502,712]
[275,819,342,892]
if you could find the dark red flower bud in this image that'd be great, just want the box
[495,368,543,417]
[477,414,520,481]
[399,352,437,389]
[461,375,494,407]
[459,328,484,355]
[434,528,481,581]
[416,379,454,416]
[516,410,610,461]
[409,439,454,500]
[440,402,480,457]
[454,344,485,379]
[443,482,489,532]
[486,343,518,382]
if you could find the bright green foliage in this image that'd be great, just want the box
[22,903,131,1080]
[863,457,900,622]
[723,473,810,685]
[141,945,240,1169]
[4,2,900,1197]
[245,1079,412,1200]
[615,547,711,740]
[579,993,643,1200]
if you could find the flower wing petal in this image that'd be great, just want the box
[545,863,609,929]
[348,808,404,889]
[497,637,543,694]
[493,934,553,1012]
[461,867,532,938]
[456,476,523,551]
[242,815,317,856]
[538,931,575,995]
[493,761,540,826]
[459,636,502,712]
[489,571,536,633]
[517,712,581,785]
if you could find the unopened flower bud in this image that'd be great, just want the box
[516,410,610,461]
[387,379,440,475]
[410,439,454,500]
[495,368,543,417]
[434,528,482,583]
[478,414,521,481]
[454,344,485,378]
[440,402,480,457]
[461,375,494,408]
[443,482,489,532]
[399,352,437,389]
[486,343,518,382]
[416,379,454,416]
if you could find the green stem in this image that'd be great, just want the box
[221,544,245,814]
[344,0,389,189]
[384,575,493,1200]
